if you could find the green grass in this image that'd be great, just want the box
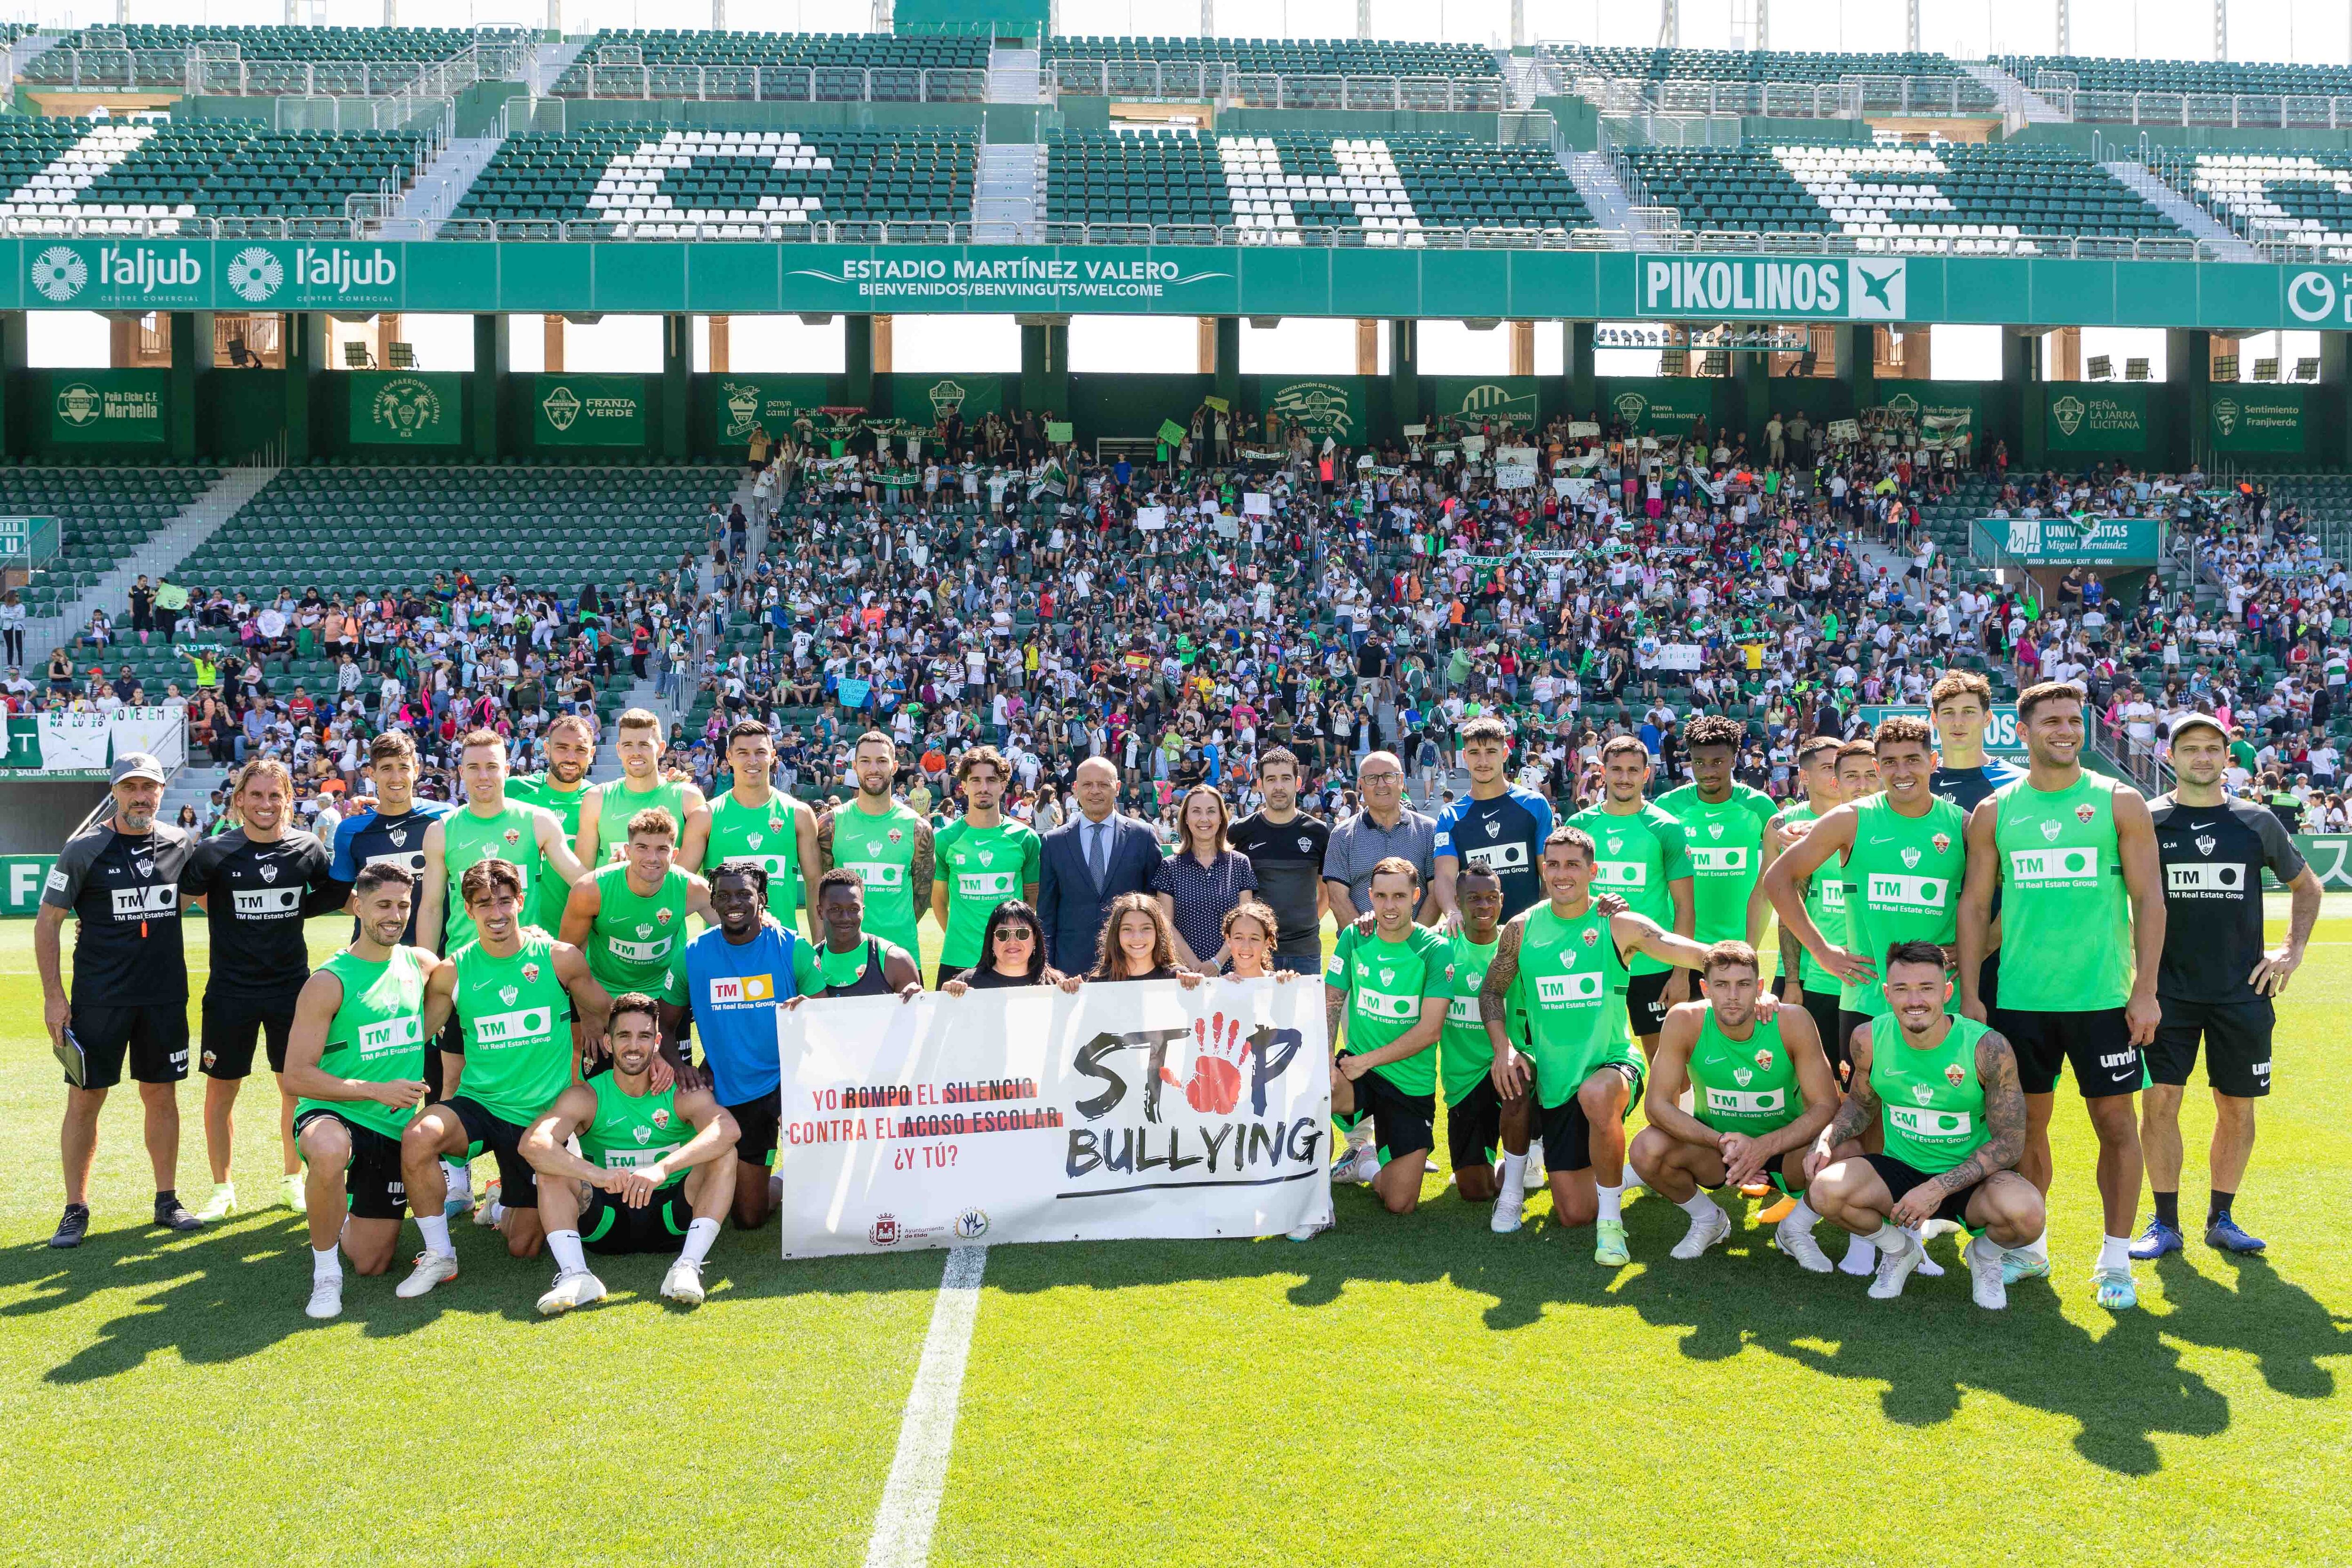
[2,911,2349,1566]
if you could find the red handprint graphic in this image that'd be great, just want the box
[1162,1011,1251,1114]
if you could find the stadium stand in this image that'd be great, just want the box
[1044,130,1592,234]
[5,465,222,621]
[1620,142,2186,250]
[0,119,424,230]
[167,464,736,600]
[22,24,491,92]
[2002,54,2352,98]
[550,29,989,100]
[2154,150,2352,252]
[1044,35,1500,105]
[1577,47,1970,86]
[448,125,976,234]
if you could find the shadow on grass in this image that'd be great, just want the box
[0,1209,948,1381]
[953,1186,2352,1477]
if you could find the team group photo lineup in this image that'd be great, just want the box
[41,640,2316,1319]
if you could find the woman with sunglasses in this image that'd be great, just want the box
[940,900,1062,995]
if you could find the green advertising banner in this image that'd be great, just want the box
[2209,387,2305,453]
[0,853,56,915]
[46,370,165,445]
[888,374,1003,427]
[1860,703,2025,755]
[714,374,836,444]
[1261,378,1367,441]
[349,370,462,446]
[531,374,648,446]
[1430,375,1539,427]
[1974,514,2163,565]
[1603,378,1715,436]
[0,238,2349,330]
[2045,384,2149,453]
[0,715,38,770]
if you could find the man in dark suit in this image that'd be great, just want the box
[1038,757,1162,974]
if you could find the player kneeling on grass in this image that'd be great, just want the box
[281,862,437,1321]
[1629,941,1845,1272]
[1804,942,2042,1310]
[523,995,739,1313]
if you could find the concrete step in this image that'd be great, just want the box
[2101,159,2261,261]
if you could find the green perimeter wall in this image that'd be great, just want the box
[6,363,2339,471]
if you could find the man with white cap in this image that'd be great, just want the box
[36,751,201,1246]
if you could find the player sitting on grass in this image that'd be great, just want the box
[522,993,740,1313]
[1630,940,1844,1272]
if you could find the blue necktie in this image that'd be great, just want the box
[1088,820,1107,886]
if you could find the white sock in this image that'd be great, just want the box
[1596,1182,1624,1225]
[2016,1228,2050,1260]
[680,1217,721,1266]
[546,1228,588,1275]
[1845,1232,1879,1260]
[415,1213,455,1258]
[2098,1233,2133,1273]
[1677,1191,1717,1221]
[1497,1150,1528,1194]
[442,1158,471,1196]
[485,1201,508,1224]
[311,1245,342,1281]
[1786,1199,1820,1231]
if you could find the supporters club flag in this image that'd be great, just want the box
[774,979,1332,1258]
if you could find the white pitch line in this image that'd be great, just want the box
[864,1244,989,1568]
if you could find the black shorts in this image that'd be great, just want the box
[1862,1151,1983,1226]
[1446,1076,1512,1170]
[293,1107,409,1221]
[579,1182,696,1254]
[2147,996,2274,1099]
[1991,1006,2145,1099]
[1536,1059,1645,1171]
[1335,1055,1436,1163]
[67,1002,190,1090]
[1797,987,1843,1072]
[200,992,298,1079]
[448,1095,540,1208]
[1625,970,1673,1037]
[725,1087,783,1169]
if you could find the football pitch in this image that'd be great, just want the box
[1,912,2347,1567]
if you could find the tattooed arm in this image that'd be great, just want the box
[1480,915,1529,1097]
[1323,980,1347,1057]
[1807,1027,1878,1180]
[908,816,936,934]
[1936,1031,2026,1194]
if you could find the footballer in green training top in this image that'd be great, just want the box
[1438,862,1532,1218]
[1480,825,1720,1266]
[931,746,1042,973]
[1565,734,1695,1057]
[1655,714,1778,948]
[506,713,599,934]
[1324,856,1453,1218]
[416,729,588,961]
[560,805,718,1052]
[818,731,935,967]
[575,708,712,871]
[703,717,820,938]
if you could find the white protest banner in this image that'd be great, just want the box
[1495,463,1538,490]
[1243,492,1272,516]
[1567,421,1600,439]
[1401,423,1428,438]
[774,978,1332,1258]
[1136,506,1169,532]
[1828,418,1861,442]
[37,711,111,773]
[1498,446,1537,467]
[1462,435,1488,456]
[1555,477,1595,501]
[1215,516,1240,539]
[109,707,185,771]
[1656,643,1705,672]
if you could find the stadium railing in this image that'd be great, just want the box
[1038,61,1503,112]
[559,64,989,104]
[2029,71,2352,129]
[33,38,526,97]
